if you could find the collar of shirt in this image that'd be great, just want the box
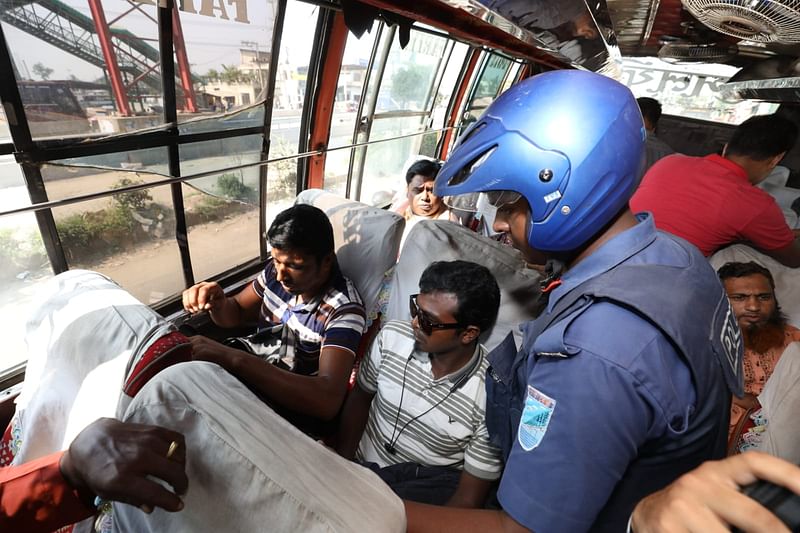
[409,341,483,386]
[546,213,658,315]
[704,153,749,183]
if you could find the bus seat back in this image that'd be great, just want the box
[386,219,543,351]
[295,189,405,323]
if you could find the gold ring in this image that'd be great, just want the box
[166,440,179,459]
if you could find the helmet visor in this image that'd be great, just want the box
[444,190,522,213]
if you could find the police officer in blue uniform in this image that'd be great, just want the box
[403,70,742,532]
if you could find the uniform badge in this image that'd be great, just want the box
[518,385,556,451]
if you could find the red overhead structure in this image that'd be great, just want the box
[87,0,131,116]
[172,6,198,113]
[81,0,197,115]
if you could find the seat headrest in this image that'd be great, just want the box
[295,190,405,319]
[386,219,543,351]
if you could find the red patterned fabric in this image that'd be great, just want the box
[0,423,14,468]
[123,331,192,398]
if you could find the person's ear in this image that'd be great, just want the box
[769,152,786,168]
[460,326,480,345]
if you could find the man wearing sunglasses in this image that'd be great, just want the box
[403,71,742,532]
[336,260,503,509]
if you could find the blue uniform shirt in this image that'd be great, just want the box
[497,215,701,532]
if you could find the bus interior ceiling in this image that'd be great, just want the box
[2,0,800,395]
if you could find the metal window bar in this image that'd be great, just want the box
[157,0,194,288]
[258,0,287,261]
[0,126,456,219]
[14,124,266,164]
[0,24,69,274]
[349,23,395,201]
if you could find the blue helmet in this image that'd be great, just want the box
[436,70,645,252]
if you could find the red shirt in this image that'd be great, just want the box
[0,451,93,532]
[630,154,795,256]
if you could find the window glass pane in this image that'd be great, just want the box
[182,178,259,282]
[322,27,380,196]
[330,27,377,151]
[323,148,350,198]
[421,41,469,158]
[456,53,512,135]
[359,116,426,206]
[41,148,170,204]
[180,134,263,176]
[0,103,11,143]
[178,0,278,124]
[268,0,318,160]
[499,62,523,95]
[179,103,264,134]
[375,30,448,113]
[1,156,53,373]
[3,0,163,139]
[185,158,296,281]
[473,54,512,101]
[51,180,185,303]
[621,57,779,124]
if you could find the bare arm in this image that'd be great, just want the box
[763,239,800,268]
[446,470,494,508]
[405,501,530,533]
[335,383,375,459]
[631,452,800,533]
[182,282,262,328]
[191,337,354,420]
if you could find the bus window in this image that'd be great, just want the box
[42,164,187,304]
[181,172,261,284]
[420,41,470,158]
[176,0,276,123]
[324,26,383,198]
[268,1,319,180]
[0,104,10,143]
[621,57,779,125]
[458,52,515,132]
[349,27,451,206]
[4,0,165,138]
[0,156,53,372]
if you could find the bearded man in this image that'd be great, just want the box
[718,261,800,443]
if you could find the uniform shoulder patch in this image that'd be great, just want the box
[518,385,556,452]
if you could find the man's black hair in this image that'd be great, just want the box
[717,261,776,291]
[419,260,500,334]
[267,204,334,262]
[637,97,662,127]
[726,114,799,161]
[405,159,442,185]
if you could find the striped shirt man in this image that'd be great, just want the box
[253,260,365,376]
[356,320,502,481]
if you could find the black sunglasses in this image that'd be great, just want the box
[409,294,463,336]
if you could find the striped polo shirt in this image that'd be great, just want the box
[252,260,365,376]
[356,321,502,480]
